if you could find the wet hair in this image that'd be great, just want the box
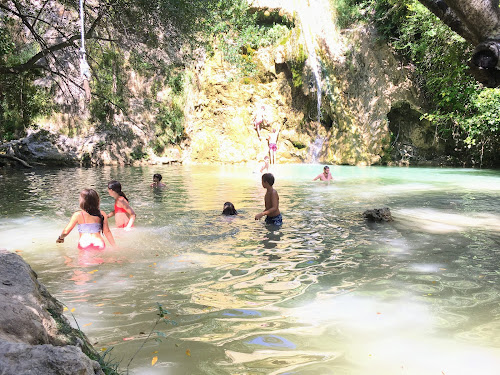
[153,173,162,181]
[324,166,330,170]
[79,189,104,232]
[222,202,238,216]
[108,180,128,201]
[262,173,275,186]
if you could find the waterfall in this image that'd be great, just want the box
[310,136,325,163]
[295,1,324,162]
[295,1,322,123]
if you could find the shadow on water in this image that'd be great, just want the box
[0,165,499,374]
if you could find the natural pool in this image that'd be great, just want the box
[1,164,500,375]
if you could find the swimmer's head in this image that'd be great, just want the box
[108,180,122,193]
[153,173,162,182]
[222,202,237,216]
[108,180,128,201]
[262,173,275,186]
[80,189,100,213]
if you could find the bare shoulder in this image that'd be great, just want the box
[71,211,82,222]
[118,196,128,205]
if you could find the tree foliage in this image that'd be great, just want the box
[0,0,256,142]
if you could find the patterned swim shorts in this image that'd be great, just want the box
[265,213,282,226]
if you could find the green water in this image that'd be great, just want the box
[1,164,500,375]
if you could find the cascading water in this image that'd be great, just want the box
[310,136,326,162]
[254,0,343,163]
[293,0,328,162]
[295,1,322,123]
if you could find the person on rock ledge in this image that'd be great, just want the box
[267,125,281,165]
[253,105,267,139]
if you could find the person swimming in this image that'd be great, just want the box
[151,173,166,188]
[222,202,238,216]
[56,189,116,250]
[107,180,136,229]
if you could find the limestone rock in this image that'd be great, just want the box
[0,341,104,375]
[0,250,105,375]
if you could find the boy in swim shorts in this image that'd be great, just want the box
[255,173,282,226]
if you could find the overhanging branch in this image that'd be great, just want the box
[417,0,478,44]
[0,6,105,74]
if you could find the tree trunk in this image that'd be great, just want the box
[0,154,33,168]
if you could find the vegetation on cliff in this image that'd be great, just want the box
[0,0,261,143]
[335,0,499,167]
[0,0,299,165]
[1,0,499,166]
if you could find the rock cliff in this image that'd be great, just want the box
[0,0,441,167]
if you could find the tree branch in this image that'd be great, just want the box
[0,11,105,74]
[0,2,75,41]
[31,0,50,29]
[0,154,33,168]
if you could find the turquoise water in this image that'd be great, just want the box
[1,164,500,374]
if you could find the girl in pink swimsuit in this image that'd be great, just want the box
[56,189,116,250]
[107,180,136,229]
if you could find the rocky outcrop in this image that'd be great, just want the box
[185,1,433,166]
[0,128,182,167]
[0,249,105,374]
[363,207,393,222]
[185,46,313,164]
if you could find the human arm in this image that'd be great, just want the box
[107,209,115,218]
[313,173,322,181]
[118,198,136,230]
[56,212,79,243]
[101,210,116,246]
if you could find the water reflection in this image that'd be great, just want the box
[0,165,499,374]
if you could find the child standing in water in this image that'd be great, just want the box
[56,189,115,249]
[255,173,282,226]
[107,180,136,230]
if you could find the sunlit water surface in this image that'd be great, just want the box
[1,164,500,375]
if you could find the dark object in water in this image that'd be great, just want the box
[363,207,393,222]
[222,202,238,216]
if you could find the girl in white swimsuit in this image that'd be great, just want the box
[56,189,116,250]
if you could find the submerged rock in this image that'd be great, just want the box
[363,207,393,222]
[0,249,104,374]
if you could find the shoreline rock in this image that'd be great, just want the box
[0,249,106,375]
